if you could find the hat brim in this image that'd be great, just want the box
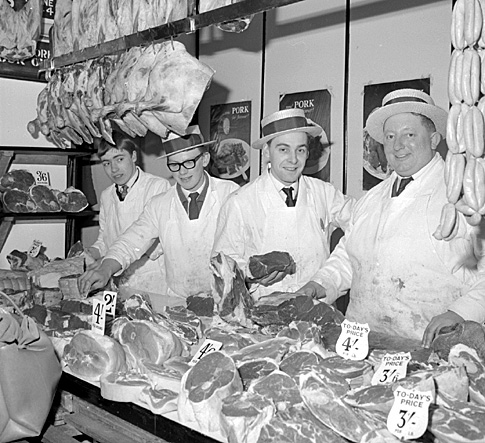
[157,141,215,159]
[252,126,327,150]
[365,102,448,144]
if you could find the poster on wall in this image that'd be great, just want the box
[362,78,431,191]
[279,89,331,182]
[209,101,251,186]
[0,0,55,83]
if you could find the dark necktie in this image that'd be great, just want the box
[391,177,413,197]
[282,187,296,207]
[117,184,129,201]
[188,192,200,220]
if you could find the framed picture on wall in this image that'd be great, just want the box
[362,78,431,191]
[209,101,251,186]
[279,89,331,182]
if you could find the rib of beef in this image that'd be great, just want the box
[248,251,296,281]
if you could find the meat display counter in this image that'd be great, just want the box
[0,147,95,256]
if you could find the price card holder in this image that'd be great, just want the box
[371,352,411,385]
[102,291,117,317]
[35,170,51,187]
[92,298,106,336]
[28,239,43,257]
[189,339,223,366]
[387,387,432,440]
[336,319,370,360]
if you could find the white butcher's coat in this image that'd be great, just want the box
[91,168,171,295]
[104,174,239,300]
[212,168,355,299]
[312,153,485,340]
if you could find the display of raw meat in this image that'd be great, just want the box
[231,336,298,365]
[220,391,275,443]
[204,327,262,355]
[210,252,254,326]
[237,358,278,390]
[448,344,485,405]
[111,317,187,370]
[7,249,49,271]
[257,405,347,443]
[138,385,179,415]
[29,256,84,288]
[178,351,243,434]
[30,184,61,212]
[431,320,485,362]
[186,293,214,317]
[53,0,73,57]
[97,0,119,44]
[100,370,151,403]
[53,187,89,212]
[248,251,296,281]
[0,0,42,61]
[0,169,36,192]
[279,350,323,384]
[360,429,402,443]
[62,329,127,381]
[320,356,374,389]
[2,188,37,213]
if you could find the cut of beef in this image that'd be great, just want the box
[431,320,485,362]
[237,358,278,390]
[100,370,150,403]
[138,386,178,415]
[204,327,259,355]
[279,350,323,384]
[0,169,35,192]
[178,351,243,434]
[257,405,347,443]
[2,188,37,212]
[250,294,314,327]
[186,293,214,317]
[30,184,61,212]
[210,252,254,326]
[220,391,275,443]
[53,187,88,212]
[320,356,374,388]
[230,336,297,365]
[248,251,296,280]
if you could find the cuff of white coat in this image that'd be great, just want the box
[311,273,340,304]
[448,297,485,324]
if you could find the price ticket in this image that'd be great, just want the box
[336,319,370,360]
[387,386,432,440]
[91,298,106,335]
[371,352,411,385]
[102,291,117,316]
[28,239,43,257]
[189,339,223,366]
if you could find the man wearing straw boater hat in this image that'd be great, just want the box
[299,88,485,347]
[212,108,354,301]
[79,126,239,304]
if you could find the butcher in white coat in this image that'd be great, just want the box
[85,132,171,299]
[299,89,485,346]
[212,108,355,300]
[80,126,239,303]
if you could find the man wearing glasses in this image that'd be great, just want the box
[79,126,239,303]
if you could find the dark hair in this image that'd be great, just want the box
[411,113,437,133]
[95,133,139,158]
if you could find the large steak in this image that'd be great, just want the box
[431,321,485,361]
[230,336,298,365]
[248,251,296,281]
[0,169,35,192]
[178,351,243,434]
[2,188,37,212]
[53,187,88,212]
[237,358,278,390]
[279,350,323,384]
[30,184,61,212]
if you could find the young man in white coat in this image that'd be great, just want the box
[85,133,171,301]
[298,89,485,346]
[79,126,239,303]
[212,108,355,301]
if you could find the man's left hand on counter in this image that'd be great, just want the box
[422,310,464,348]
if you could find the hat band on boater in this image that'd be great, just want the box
[384,96,428,106]
[164,133,204,154]
[262,116,309,137]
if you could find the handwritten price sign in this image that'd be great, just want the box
[336,319,370,360]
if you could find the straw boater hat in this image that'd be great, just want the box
[365,89,448,144]
[158,125,215,159]
[252,108,327,150]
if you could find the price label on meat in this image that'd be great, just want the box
[335,319,369,360]
[387,387,432,440]
[189,339,223,366]
[28,239,43,257]
[102,291,117,316]
[35,170,51,186]
[371,352,411,385]
[92,299,106,335]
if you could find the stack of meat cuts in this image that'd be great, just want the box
[28,40,214,148]
[0,0,42,61]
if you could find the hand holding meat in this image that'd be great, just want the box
[254,270,287,287]
[422,310,464,348]
[78,258,121,294]
[296,281,326,299]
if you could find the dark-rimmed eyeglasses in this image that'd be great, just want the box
[167,152,204,172]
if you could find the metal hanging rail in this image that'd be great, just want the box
[41,0,307,71]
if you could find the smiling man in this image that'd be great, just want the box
[79,126,239,302]
[85,132,170,300]
[212,108,354,300]
[299,89,485,347]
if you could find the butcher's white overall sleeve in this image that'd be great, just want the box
[327,186,355,233]
[91,197,108,256]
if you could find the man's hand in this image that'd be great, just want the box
[256,270,287,287]
[422,311,464,348]
[296,281,327,299]
[78,258,121,295]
